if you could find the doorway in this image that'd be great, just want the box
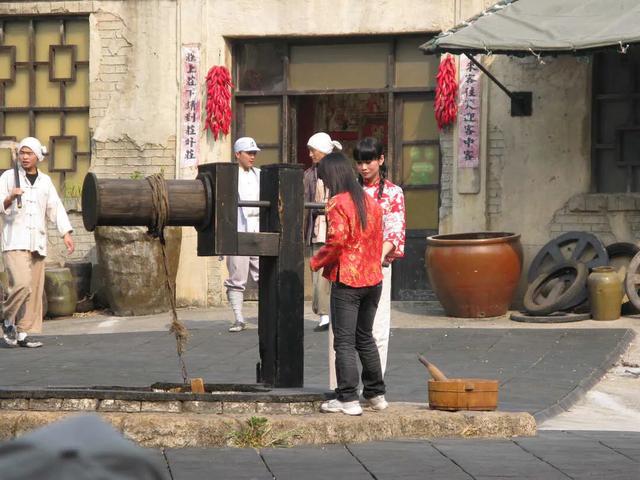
[233,36,441,301]
[293,93,389,167]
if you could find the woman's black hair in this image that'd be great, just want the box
[353,137,387,200]
[317,152,368,230]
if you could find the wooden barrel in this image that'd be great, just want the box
[428,378,499,411]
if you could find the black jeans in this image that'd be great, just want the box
[331,281,385,402]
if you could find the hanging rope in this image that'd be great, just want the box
[146,172,190,384]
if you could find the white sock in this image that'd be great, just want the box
[17,331,27,341]
[4,319,12,327]
[318,314,330,326]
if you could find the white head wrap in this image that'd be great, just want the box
[18,137,47,162]
[307,132,342,155]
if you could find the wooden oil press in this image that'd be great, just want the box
[82,163,317,389]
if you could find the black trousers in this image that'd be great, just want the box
[331,281,386,402]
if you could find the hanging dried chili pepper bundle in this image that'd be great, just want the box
[434,54,458,130]
[204,66,234,140]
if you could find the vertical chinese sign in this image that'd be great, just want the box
[457,55,482,168]
[181,44,201,168]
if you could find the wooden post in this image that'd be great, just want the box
[258,164,305,388]
[196,163,238,256]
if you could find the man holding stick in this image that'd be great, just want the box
[0,137,74,348]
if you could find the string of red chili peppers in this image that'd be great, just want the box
[434,54,458,130]
[204,66,233,140]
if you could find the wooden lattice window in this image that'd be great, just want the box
[0,16,89,199]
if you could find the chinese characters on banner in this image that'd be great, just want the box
[457,55,482,168]
[181,45,201,168]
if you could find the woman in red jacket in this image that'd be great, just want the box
[310,152,387,416]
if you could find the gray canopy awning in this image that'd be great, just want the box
[421,0,640,56]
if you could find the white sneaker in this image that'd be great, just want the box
[364,395,388,411]
[228,321,246,332]
[320,398,363,416]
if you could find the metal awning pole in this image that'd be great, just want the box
[464,53,512,99]
[463,53,532,117]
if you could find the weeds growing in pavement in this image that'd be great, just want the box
[228,416,300,448]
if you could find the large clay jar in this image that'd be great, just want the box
[65,261,94,313]
[94,226,182,316]
[425,232,523,318]
[65,261,92,300]
[44,267,77,317]
[588,266,623,321]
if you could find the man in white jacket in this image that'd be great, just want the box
[1,137,74,348]
[224,137,260,332]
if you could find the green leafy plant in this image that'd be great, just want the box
[130,170,144,180]
[228,416,300,448]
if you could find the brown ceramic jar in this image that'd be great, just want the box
[425,232,523,318]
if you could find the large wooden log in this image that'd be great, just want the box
[81,173,209,231]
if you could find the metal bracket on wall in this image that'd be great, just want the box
[464,54,532,117]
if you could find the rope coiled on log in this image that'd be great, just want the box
[146,173,189,383]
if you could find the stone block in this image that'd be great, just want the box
[608,194,636,212]
[60,398,99,411]
[121,414,233,448]
[256,402,290,415]
[182,401,223,414]
[29,398,63,411]
[289,402,316,415]
[561,223,584,232]
[567,194,586,212]
[0,399,29,410]
[98,399,141,413]
[223,402,257,414]
[585,195,606,212]
[141,401,182,413]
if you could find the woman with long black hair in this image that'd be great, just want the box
[310,152,387,416]
[353,137,406,377]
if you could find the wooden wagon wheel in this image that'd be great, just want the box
[624,251,640,312]
[528,231,608,283]
[524,261,588,315]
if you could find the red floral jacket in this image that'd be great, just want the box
[310,192,383,288]
[362,178,406,263]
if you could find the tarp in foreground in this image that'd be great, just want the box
[421,0,640,55]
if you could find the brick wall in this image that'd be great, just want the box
[550,193,640,246]
[90,10,132,128]
[487,127,505,228]
[438,128,453,226]
[0,4,194,301]
[438,126,505,231]
[91,136,177,179]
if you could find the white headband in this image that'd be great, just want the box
[307,132,342,155]
[18,137,47,162]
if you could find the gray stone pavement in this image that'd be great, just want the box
[2,303,639,478]
[154,431,640,479]
[0,319,633,421]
